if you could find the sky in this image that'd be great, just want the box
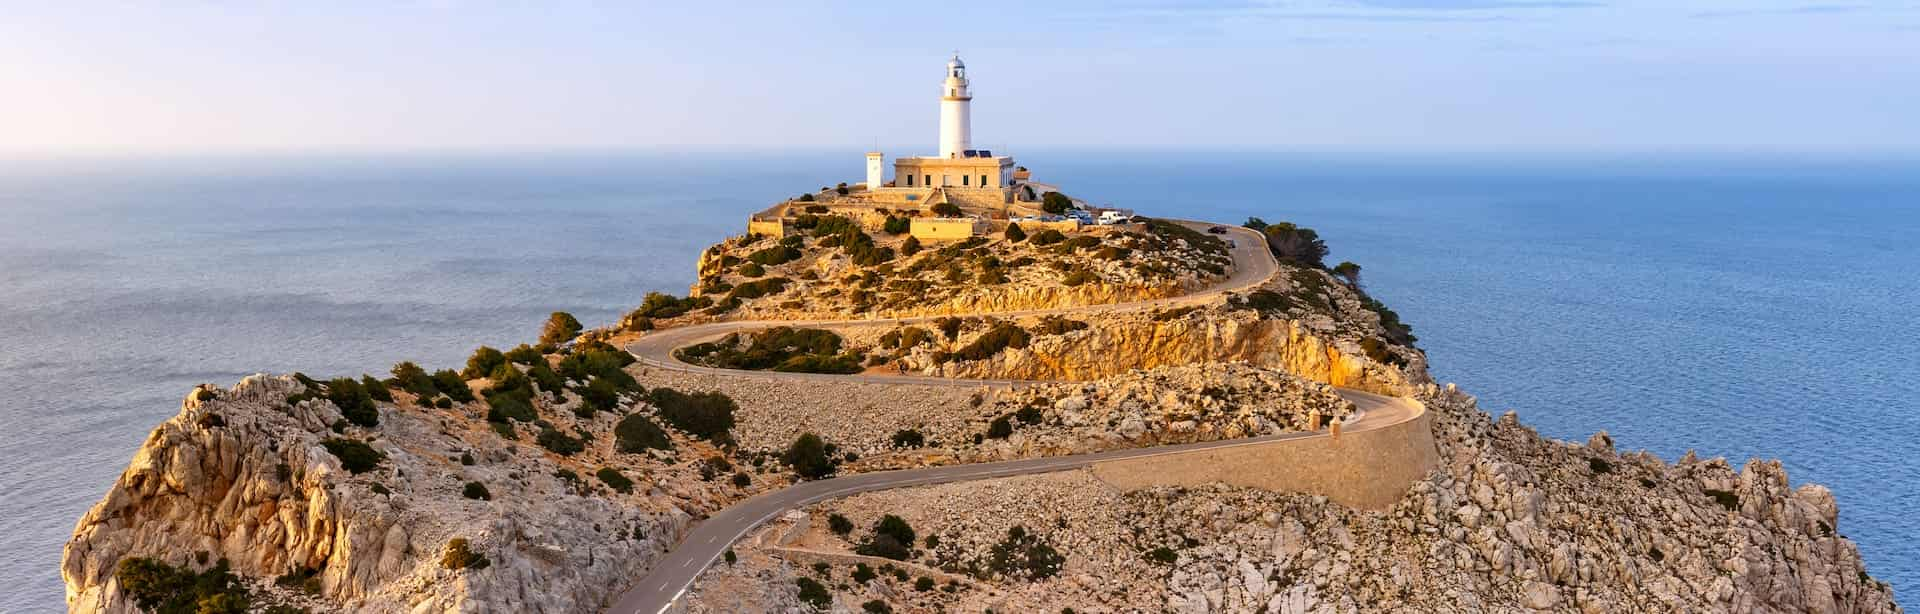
[1,0,1916,155]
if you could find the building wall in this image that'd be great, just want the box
[1087,399,1440,511]
[895,156,1015,188]
[746,219,786,239]
[910,217,982,241]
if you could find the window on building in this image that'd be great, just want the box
[942,175,950,186]
[962,175,969,186]
[980,174,987,187]
[906,174,914,186]
[924,175,931,186]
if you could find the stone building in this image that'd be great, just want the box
[869,54,1017,195]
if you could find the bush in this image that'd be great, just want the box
[986,415,1014,439]
[1093,245,1131,261]
[828,513,855,535]
[321,438,384,474]
[462,481,491,500]
[1260,222,1329,268]
[863,601,892,614]
[504,344,543,365]
[1003,223,1027,242]
[931,201,963,217]
[1015,404,1045,425]
[731,472,751,487]
[536,427,585,456]
[325,377,380,428]
[539,311,584,347]
[873,514,915,545]
[890,429,925,448]
[738,262,766,277]
[1061,269,1095,286]
[728,276,791,300]
[615,413,673,453]
[852,563,876,583]
[1041,191,1072,214]
[987,525,1064,580]
[359,375,392,402]
[632,292,712,319]
[1029,228,1066,245]
[442,537,491,570]
[580,376,625,414]
[883,216,911,235]
[651,388,737,441]
[432,369,474,403]
[1145,546,1178,566]
[391,361,438,399]
[795,577,830,609]
[463,346,507,379]
[951,323,1029,361]
[783,432,836,479]
[116,557,251,614]
[900,236,922,256]
[914,576,935,591]
[597,467,634,493]
[748,244,802,266]
[724,549,737,564]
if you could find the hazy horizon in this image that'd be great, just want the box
[4,1,1917,156]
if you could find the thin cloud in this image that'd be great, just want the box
[1690,4,1870,19]
[1344,0,1603,9]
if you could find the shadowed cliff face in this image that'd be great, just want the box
[62,374,690,613]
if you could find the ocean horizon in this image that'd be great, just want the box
[2,150,1914,611]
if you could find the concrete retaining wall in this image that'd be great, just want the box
[1089,401,1439,511]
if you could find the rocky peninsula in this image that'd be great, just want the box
[61,206,1901,613]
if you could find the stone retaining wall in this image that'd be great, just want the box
[1089,400,1439,511]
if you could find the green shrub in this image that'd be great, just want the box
[852,563,876,583]
[1029,229,1066,245]
[615,413,672,452]
[795,577,830,609]
[749,244,802,265]
[1004,223,1027,242]
[1041,191,1072,214]
[728,277,790,300]
[1588,457,1613,474]
[462,481,491,500]
[935,317,965,341]
[432,369,474,403]
[391,361,439,399]
[931,202,963,217]
[320,377,380,428]
[596,467,634,493]
[987,525,1064,580]
[863,600,892,614]
[1015,404,1045,425]
[986,415,1014,439]
[914,576,935,591]
[1059,235,1101,252]
[900,236,922,256]
[536,427,585,456]
[829,513,855,535]
[116,557,251,614]
[1093,245,1131,260]
[890,429,925,448]
[580,376,625,414]
[883,216,911,235]
[783,432,835,479]
[1259,221,1328,268]
[539,311,584,347]
[952,323,1029,361]
[731,472,751,487]
[651,388,737,441]
[504,344,543,365]
[632,292,712,319]
[359,375,392,402]
[463,346,507,379]
[484,386,537,423]
[321,438,384,474]
[441,538,491,570]
[1061,269,1095,286]
[738,262,766,277]
[1145,546,1178,566]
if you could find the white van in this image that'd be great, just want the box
[1096,210,1131,225]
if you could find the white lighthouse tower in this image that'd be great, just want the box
[938,53,972,158]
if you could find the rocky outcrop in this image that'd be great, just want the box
[62,374,689,613]
[917,305,1423,396]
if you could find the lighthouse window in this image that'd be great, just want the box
[948,88,955,96]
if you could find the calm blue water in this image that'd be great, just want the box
[1,152,1913,611]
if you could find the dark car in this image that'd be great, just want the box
[1207,226,1228,234]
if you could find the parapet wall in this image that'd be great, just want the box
[1088,400,1439,511]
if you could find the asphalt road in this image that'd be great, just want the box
[603,221,1410,614]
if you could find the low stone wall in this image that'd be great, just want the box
[747,219,787,238]
[911,217,983,240]
[1088,400,1439,511]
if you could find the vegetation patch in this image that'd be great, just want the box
[985,525,1064,581]
[783,432,836,479]
[441,538,491,570]
[596,467,635,493]
[321,438,384,474]
[615,413,672,453]
[116,557,251,614]
[677,327,863,374]
[950,323,1030,362]
[650,388,738,441]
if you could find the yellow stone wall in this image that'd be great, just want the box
[747,219,786,239]
[910,217,982,240]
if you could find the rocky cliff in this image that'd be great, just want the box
[63,374,691,613]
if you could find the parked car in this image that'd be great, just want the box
[1207,226,1228,234]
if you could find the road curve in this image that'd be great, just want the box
[604,222,1417,614]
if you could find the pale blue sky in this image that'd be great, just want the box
[2,1,1916,154]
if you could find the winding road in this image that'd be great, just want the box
[605,222,1424,614]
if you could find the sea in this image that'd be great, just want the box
[1,151,1913,611]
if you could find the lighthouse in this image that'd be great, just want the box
[938,53,972,159]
